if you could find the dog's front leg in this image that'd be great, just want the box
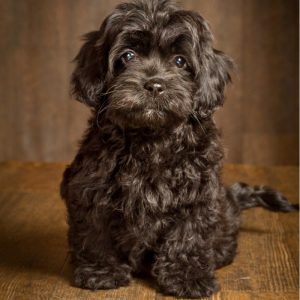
[69,225,132,290]
[152,219,219,298]
[61,163,132,290]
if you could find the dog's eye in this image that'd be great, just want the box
[174,56,187,68]
[122,51,136,63]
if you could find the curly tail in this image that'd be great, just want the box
[230,182,299,212]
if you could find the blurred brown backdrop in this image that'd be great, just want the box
[0,0,298,165]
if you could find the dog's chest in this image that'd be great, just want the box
[114,141,205,212]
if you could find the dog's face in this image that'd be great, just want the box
[71,0,233,129]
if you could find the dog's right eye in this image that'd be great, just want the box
[174,56,187,68]
[121,51,136,63]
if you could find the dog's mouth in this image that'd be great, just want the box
[133,106,170,122]
[104,79,193,129]
[106,96,185,129]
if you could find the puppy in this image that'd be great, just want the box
[60,0,298,298]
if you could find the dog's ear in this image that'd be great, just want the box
[181,11,233,117]
[195,48,233,117]
[71,18,111,107]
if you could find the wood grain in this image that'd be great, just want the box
[0,162,298,300]
[0,0,298,164]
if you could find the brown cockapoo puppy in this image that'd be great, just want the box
[60,0,298,298]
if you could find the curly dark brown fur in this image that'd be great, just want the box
[60,0,298,298]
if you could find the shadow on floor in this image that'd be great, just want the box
[0,226,70,281]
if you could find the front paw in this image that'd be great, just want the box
[74,263,132,290]
[158,275,219,298]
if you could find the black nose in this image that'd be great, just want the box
[144,78,166,97]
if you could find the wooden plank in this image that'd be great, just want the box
[0,162,298,299]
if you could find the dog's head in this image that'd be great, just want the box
[71,0,233,129]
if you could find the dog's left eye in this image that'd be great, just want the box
[174,56,187,68]
[122,51,136,63]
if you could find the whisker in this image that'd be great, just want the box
[192,112,206,134]
[96,101,108,128]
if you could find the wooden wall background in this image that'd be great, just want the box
[0,0,298,165]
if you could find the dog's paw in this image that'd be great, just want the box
[74,263,132,290]
[158,275,219,298]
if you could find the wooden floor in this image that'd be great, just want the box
[0,162,298,300]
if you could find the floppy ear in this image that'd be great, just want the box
[181,10,233,117]
[195,48,233,117]
[71,19,110,107]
